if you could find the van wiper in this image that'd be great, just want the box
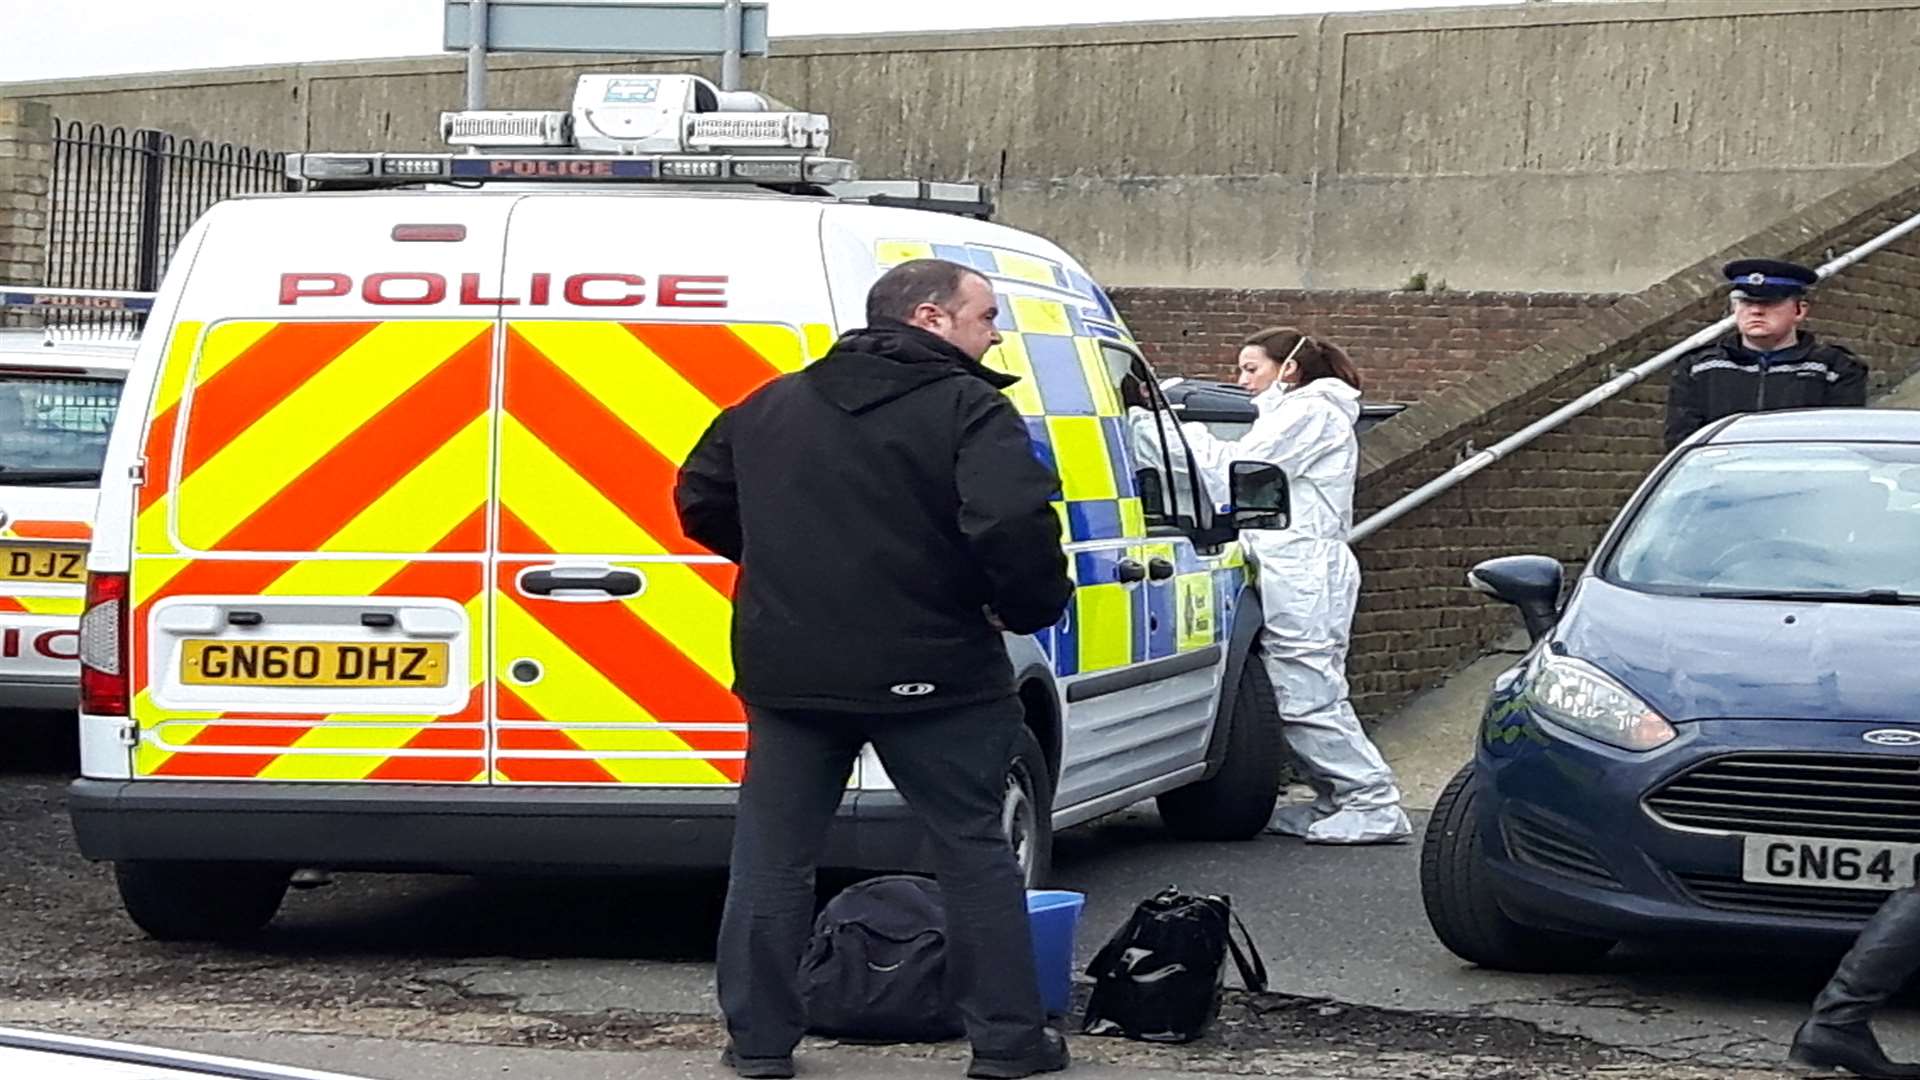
[0,467,100,485]
[1701,589,1920,606]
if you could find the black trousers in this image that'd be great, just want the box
[717,697,1046,1060]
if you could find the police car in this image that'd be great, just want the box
[69,74,1289,940]
[0,290,138,710]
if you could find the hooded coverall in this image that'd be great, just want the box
[1174,377,1412,844]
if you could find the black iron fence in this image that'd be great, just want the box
[45,120,289,294]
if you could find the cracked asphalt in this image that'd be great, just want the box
[4,710,1915,1078]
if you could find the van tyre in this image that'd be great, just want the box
[115,861,290,942]
[1420,763,1615,972]
[1156,656,1283,841]
[1004,726,1054,889]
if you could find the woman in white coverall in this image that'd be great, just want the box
[1173,328,1412,845]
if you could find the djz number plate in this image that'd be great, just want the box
[181,640,450,688]
[0,544,84,583]
[1741,834,1920,892]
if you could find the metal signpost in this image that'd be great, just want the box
[446,0,772,107]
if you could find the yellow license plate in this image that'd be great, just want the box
[0,544,85,583]
[181,640,450,688]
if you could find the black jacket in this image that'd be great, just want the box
[674,321,1074,713]
[1664,331,1868,449]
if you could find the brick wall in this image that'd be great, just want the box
[1345,148,1920,720]
[1110,289,1619,403]
[0,100,51,311]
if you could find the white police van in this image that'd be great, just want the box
[70,74,1291,940]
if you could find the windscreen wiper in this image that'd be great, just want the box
[0,467,101,485]
[1701,589,1920,606]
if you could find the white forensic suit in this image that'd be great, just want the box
[1124,405,1221,523]
[1175,378,1412,844]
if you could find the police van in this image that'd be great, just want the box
[0,291,139,709]
[69,75,1290,940]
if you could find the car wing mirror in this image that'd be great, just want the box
[1468,554,1565,642]
[1228,461,1289,531]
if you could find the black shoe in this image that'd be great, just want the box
[1790,1019,1920,1079]
[719,1044,796,1079]
[966,1027,1069,1079]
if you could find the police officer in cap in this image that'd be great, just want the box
[1663,257,1869,449]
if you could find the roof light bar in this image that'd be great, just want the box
[0,287,156,313]
[441,110,573,148]
[275,72,990,214]
[688,112,831,152]
[287,152,858,189]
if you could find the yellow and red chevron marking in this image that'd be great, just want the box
[130,554,487,783]
[0,521,90,541]
[129,319,496,783]
[139,320,493,556]
[489,320,817,785]
[0,595,83,616]
[494,539,746,786]
[128,317,830,786]
[499,321,799,557]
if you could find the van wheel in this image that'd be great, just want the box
[115,861,289,942]
[1157,656,1283,840]
[1004,726,1054,889]
[1420,763,1615,972]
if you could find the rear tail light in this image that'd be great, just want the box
[80,570,128,716]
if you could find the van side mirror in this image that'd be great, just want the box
[1228,461,1289,530]
[1468,555,1564,642]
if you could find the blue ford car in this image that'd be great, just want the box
[1423,408,1920,971]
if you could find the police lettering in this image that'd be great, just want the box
[280,271,728,308]
[0,627,81,661]
[28,294,126,310]
[488,159,613,178]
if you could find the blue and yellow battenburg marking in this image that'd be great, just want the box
[1044,542,1243,680]
[874,239,1131,344]
[871,240,1245,683]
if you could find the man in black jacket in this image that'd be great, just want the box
[1664,258,1869,449]
[676,258,1075,1080]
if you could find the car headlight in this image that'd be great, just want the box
[1524,653,1676,751]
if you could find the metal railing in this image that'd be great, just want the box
[1349,205,1920,544]
[47,120,288,295]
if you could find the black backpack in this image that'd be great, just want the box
[799,875,965,1043]
[1081,887,1268,1043]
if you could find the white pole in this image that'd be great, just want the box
[1349,204,1920,544]
[465,0,491,110]
[721,0,744,90]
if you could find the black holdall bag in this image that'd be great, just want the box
[799,874,966,1043]
[1081,887,1268,1043]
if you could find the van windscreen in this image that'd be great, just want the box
[0,373,122,486]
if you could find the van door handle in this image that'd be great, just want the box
[1116,559,1148,584]
[1148,557,1176,581]
[519,568,643,597]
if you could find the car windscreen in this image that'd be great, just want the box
[0,373,123,486]
[1606,442,1920,599]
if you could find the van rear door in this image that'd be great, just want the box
[129,195,511,783]
[488,194,833,786]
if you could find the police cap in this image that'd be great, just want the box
[1724,258,1818,300]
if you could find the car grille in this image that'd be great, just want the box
[1644,752,1920,843]
[1673,872,1890,921]
[1503,814,1621,889]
